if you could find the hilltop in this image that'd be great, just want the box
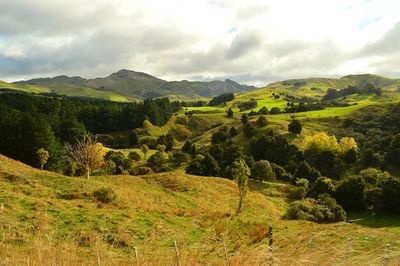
[8,69,255,101]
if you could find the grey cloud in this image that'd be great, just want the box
[226,32,262,59]
[359,21,400,56]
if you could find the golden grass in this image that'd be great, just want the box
[0,154,399,265]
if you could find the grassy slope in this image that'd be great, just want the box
[0,79,131,102]
[1,155,399,265]
[0,80,51,94]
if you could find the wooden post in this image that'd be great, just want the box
[268,226,273,247]
[96,252,101,266]
[221,233,229,266]
[134,247,139,265]
[174,241,180,266]
[267,226,274,266]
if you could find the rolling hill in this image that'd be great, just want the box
[10,69,256,101]
[1,153,399,265]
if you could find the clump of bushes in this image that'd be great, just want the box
[93,187,117,203]
[287,194,346,223]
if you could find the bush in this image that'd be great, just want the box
[147,151,169,172]
[101,160,117,175]
[172,151,190,164]
[288,119,302,134]
[137,166,154,175]
[243,123,257,138]
[138,136,158,149]
[256,116,268,127]
[251,160,275,181]
[309,176,334,197]
[93,188,117,203]
[128,151,142,161]
[334,175,365,211]
[289,186,307,200]
[287,194,346,223]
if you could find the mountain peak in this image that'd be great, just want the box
[110,69,160,80]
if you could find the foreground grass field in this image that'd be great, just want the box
[1,154,399,265]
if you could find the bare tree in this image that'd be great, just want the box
[65,133,103,179]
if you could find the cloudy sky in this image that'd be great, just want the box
[0,0,399,86]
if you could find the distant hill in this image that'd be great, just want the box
[13,69,256,101]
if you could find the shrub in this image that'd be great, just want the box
[128,130,139,146]
[93,188,117,203]
[227,108,234,118]
[138,136,158,149]
[294,161,321,183]
[241,113,249,124]
[243,123,257,138]
[287,194,346,223]
[101,160,117,175]
[256,116,268,127]
[289,186,307,200]
[295,178,309,190]
[334,175,365,211]
[251,160,275,181]
[128,151,141,161]
[288,119,302,134]
[147,151,169,172]
[137,166,154,175]
[172,151,190,164]
[309,176,334,197]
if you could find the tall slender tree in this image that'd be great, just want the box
[232,159,250,215]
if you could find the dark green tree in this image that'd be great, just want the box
[227,108,234,118]
[288,119,302,134]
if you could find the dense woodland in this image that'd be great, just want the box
[0,93,176,170]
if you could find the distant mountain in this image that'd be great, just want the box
[15,69,256,100]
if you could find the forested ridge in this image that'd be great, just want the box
[0,93,176,170]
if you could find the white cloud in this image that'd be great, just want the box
[0,0,400,84]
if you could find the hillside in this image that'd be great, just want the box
[11,69,256,101]
[1,154,399,265]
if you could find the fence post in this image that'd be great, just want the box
[267,226,274,266]
[221,233,229,266]
[134,247,139,265]
[268,226,273,247]
[174,240,180,266]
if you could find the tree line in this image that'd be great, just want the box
[0,93,177,171]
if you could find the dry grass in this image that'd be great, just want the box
[0,154,399,265]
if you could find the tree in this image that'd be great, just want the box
[294,161,321,183]
[227,108,234,118]
[259,106,269,115]
[182,140,196,155]
[243,123,257,138]
[241,113,249,124]
[232,159,250,215]
[334,176,365,211]
[65,133,104,179]
[36,148,49,170]
[256,116,268,127]
[157,134,174,152]
[288,119,302,134]
[141,144,149,159]
[251,160,275,181]
[129,130,139,146]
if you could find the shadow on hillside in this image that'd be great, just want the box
[248,179,293,203]
[348,212,400,229]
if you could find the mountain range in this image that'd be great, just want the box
[12,69,256,101]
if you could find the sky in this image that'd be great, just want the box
[0,0,399,86]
